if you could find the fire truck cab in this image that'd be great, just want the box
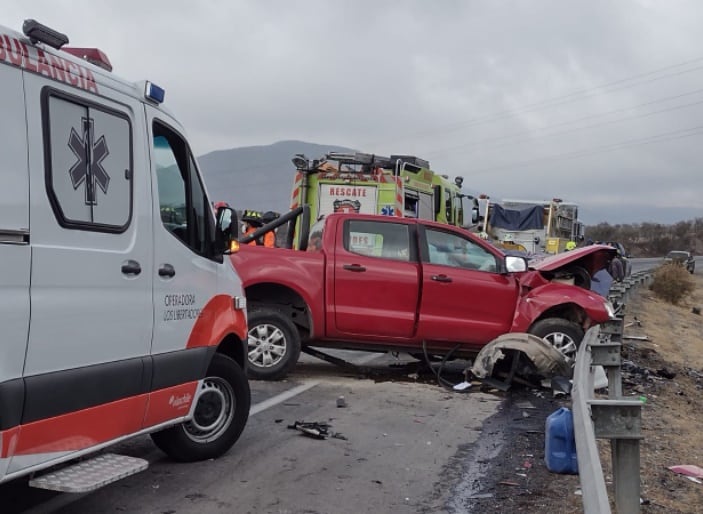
[0,20,250,491]
[288,152,478,247]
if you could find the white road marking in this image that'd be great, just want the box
[249,381,320,416]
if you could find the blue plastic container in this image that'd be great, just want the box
[545,407,579,474]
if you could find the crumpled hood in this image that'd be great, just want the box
[529,244,616,277]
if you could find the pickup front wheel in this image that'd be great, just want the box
[528,318,584,366]
[247,308,301,380]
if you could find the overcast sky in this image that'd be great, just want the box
[6,1,703,224]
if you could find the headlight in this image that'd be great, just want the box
[233,296,247,310]
[604,299,617,319]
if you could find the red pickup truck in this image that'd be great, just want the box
[230,213,617,380]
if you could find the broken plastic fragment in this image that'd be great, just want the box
[668,464,703,479]
[453,381,472,391]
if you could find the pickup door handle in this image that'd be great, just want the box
[158,264,176,278]
[431,274,452,283]
[343,264,367,272]
[121,260,141,276]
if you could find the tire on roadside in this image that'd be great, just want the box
[528,317,584,366]
[151,353,250,462]
[246,307,301,380]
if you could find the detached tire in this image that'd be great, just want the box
[247,308,301,380]
[528,318,584,365]
[151,353,250,462]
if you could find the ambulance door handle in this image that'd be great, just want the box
[158,264,176,278]
[343,264,366,272]
[121,260,142,276]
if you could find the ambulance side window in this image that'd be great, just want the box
[153,123,213,257]
[44,92,132,231]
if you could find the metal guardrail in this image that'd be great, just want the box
[572,270,653,514]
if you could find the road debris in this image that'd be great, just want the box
[452,380,472,391]
[287,420,348,441]
[470,333,572,390]
[625,316,642,328]
[667,464,703,479]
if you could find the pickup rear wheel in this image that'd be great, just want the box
[247,308,301,380]
[150,353,250,462]
[528,318,584,366]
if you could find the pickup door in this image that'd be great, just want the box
[417,226,519,349]
[330,218,420,340]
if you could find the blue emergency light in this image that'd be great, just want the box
[145,82,165,104]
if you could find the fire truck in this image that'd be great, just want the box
[477,197,584,255]
[286,152,478,247]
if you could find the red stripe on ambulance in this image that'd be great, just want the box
[13,396,149,456]
[186,294,247,348]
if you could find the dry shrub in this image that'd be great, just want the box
[650,262,695,304]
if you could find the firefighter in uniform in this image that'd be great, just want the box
[242,210,279,247]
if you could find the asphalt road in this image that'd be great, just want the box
[1,353,503,514]
[629,255,701,274]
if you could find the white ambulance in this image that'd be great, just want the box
[0,19,250,491]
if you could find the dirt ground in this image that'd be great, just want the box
[463,270,703,513]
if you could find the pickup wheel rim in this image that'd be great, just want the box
[248,323,287,369]
[542,331,578,364]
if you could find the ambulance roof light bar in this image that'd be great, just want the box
[23,19,69,49]
[62,47,113,71]
[62,46,112,71]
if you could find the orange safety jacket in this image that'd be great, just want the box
[244,226,275,247]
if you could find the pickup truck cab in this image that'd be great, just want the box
[231,213,617,380]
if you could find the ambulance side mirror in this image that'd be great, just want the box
[215,206,238,255]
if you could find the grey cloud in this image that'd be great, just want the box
[4,0,702,223]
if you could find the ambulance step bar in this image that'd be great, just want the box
[29,453,148,493]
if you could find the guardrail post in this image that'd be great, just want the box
[590,400,642,514]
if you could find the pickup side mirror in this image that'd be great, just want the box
[505,255,528,273]
[215,206,238,255]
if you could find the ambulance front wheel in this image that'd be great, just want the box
[151,353,251,462]
[246,308,301,380]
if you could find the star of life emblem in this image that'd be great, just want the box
[68,117,110,205]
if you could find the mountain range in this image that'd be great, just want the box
[198,140,355,214]
[197,140,700,225]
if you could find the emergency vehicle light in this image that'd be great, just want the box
[145,82,165,104]
[23,19,69,49]
[63,47,113,71]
